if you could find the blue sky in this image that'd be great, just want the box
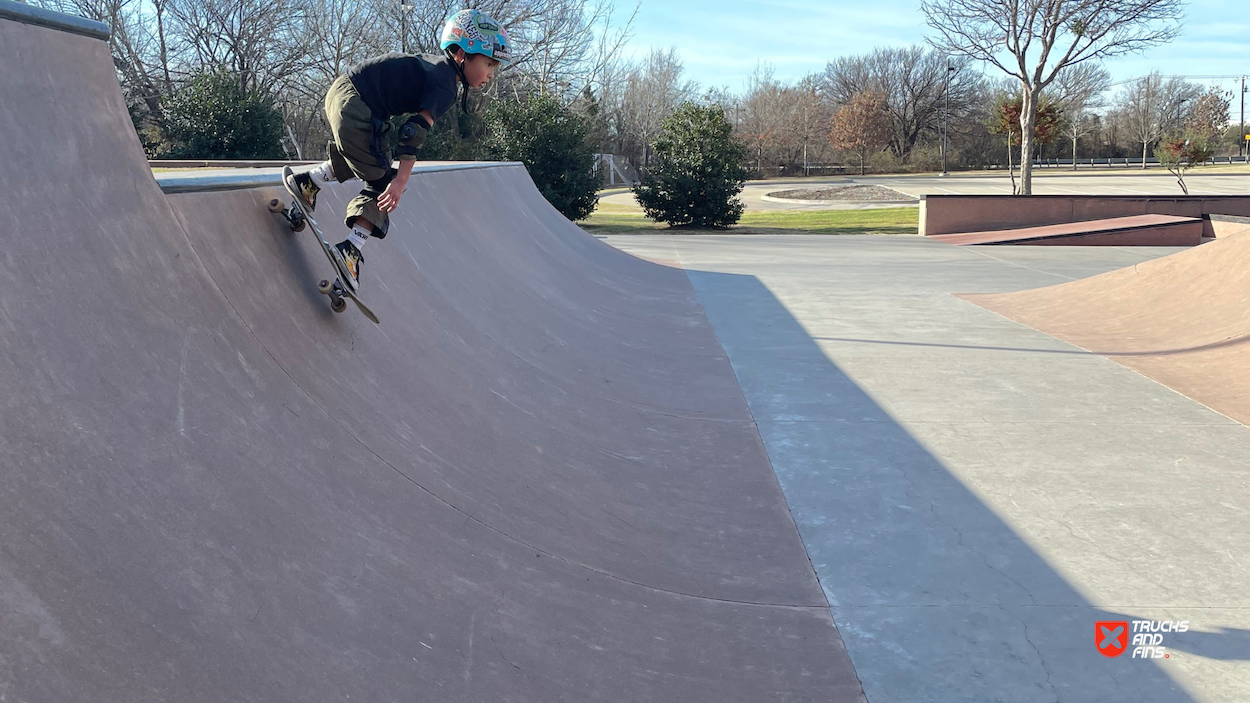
[614,0,1250,98]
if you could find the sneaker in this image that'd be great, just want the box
[333,240,363,290]
[288,170,320,211]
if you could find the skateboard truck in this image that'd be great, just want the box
[267,197,305,232]
[317,278,349,314]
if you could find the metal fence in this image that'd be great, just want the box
[1031,155,1250,168]
[593,154,640,186]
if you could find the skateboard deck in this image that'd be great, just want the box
[273,166,379,324]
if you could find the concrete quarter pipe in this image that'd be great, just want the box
[0,5,863,701]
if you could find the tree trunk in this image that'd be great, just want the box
[1142,140,1148,169]
[155,2,172,95]
[859,152,865,176]
[1072,135,1078,171]
[1017,87,1036,195]
[1006,137,1015,194]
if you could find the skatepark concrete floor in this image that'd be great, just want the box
[602,233,1250,703]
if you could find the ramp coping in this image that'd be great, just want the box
[156,161,524,194]
[0,0,110,40]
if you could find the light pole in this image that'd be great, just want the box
[1176,97,1188,127]
[1241,77,1246,161]
[399,0,415,53]
[941,65,954,176]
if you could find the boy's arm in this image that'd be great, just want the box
[379,109,435,214]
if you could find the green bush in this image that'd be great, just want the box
[633,103,749,228]
[161,70,285,159]
[866,150,902,174]
[482,95,598,221]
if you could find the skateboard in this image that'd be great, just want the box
[271,166,379,324]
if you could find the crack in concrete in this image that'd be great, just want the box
[900,468,1038,606]
[1020,614,1061,703]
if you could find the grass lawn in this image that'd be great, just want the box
[579,202,920,235]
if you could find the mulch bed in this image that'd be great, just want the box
[766,185,916,201]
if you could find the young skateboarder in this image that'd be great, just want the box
[285,8,510,290]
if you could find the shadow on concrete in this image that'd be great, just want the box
[814,334,1250,360]
[1168,626,1250,661]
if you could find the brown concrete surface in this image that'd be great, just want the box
[0,14,863,703]
[961,228,1250,426]
[928,213,1203,246]
[920,194,1250,237]
[1210,214,1250,238]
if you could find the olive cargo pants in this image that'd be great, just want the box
[323,75,401,238]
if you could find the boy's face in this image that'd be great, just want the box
[461,54,500,88]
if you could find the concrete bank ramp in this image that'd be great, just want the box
[0,6,862,701]
[963,227,1250,426]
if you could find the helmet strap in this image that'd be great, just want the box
[446,48,472,115]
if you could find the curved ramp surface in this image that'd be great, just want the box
[0,11,862,703]
[963,230,1250,425]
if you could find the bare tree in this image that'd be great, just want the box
[1051,63,1111,168]
[607,48,696,169]
[507,0,637,102]
[818,47,984,161]
[923,0,1184,193]
[34,0,675,163]
[165,0,313,91]
[788,76,833,175]
[1050,62,1111,108]
[737,63,790,176]
[1117,72,1202,168]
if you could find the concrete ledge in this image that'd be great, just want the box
[0,0,109,40]
[920,194,1250,238]
[929,214,1203,246]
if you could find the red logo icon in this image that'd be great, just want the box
[1096,621,1129,657]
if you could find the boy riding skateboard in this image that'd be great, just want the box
[284,8,510,291]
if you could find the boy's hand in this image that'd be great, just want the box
[378,174,407,214]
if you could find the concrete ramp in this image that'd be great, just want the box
[961,228,1250,425]
[1210,214,1250,238]
[0,7,861,702]
[929,213,1203,246]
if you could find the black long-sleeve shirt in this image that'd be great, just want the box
[346,52,458,122]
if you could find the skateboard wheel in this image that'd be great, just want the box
[317,279,333,294]
[292,218,306,233]
[331,297,347,314]
[267,198,283,213]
